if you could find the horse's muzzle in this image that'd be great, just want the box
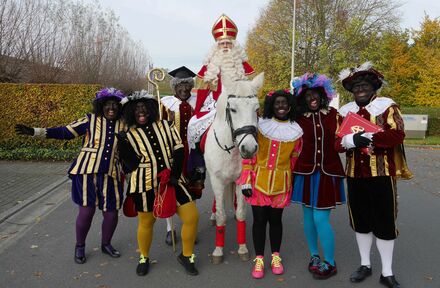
[240,144,258,159]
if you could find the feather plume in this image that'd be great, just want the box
[291,73,335,101]
[355,61,373,72]
[122,90,155,106]
[338,68,352,82]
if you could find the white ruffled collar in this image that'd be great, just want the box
[160,94,196,112]
[258,117,303,142]
[338,96,396,117]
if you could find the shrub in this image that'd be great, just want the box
[0,83,101,150]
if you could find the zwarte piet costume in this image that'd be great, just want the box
[336,62,412,287]
[118,91,199,277]
[15,87,127,264]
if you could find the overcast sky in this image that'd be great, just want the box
[90,0,440,73]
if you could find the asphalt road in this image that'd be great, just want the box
[0,147,438,288]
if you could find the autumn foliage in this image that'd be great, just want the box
[246,0,440,108]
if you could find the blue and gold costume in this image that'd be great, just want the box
[45,113,126,210]
[16,87,127,264]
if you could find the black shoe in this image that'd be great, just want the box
[380,275,400,288]
[165,230,178,246]
[350,265,372,282]
[74,245,86,264]
[136,255,149,276]
[308,255,321,273]
[177,253,199,276]
[101,244,121,258]
[313,261,337,280]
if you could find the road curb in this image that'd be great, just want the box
[0,176,69,224]
[405,144,440,150]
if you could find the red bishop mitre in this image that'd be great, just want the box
[212,14,238,41]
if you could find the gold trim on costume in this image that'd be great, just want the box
[102,175,108,211]
[349,154,355,177]
[82,174,88,206]
[92,117,105,174]
[387,107,397,130]
[114,177,120,209]
[81,147,98,152]
[370,154,377,177]
[66,125,79,138]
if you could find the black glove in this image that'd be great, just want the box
[117,132,140,172]
[169,176,179,186]
[241,184,253,197]
[353,132,372,148]
[242,188,252,197]
[170,148,184,180]
[15,124,34,136]
[115,131,128,142]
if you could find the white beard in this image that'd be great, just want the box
[204,42,247,83]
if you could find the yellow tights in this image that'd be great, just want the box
[177,201,199,256]
[137,211,156,257]
[137,201,199,258]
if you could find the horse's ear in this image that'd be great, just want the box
[251,72,264,92]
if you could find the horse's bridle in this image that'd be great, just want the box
[214,94,258,154]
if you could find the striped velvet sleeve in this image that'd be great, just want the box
[46,115,89,140]
[372,106,405,148]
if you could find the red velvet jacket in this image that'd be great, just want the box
[294,107,345,177]
[335,98,409,178]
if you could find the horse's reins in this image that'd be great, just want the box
[214,94,258,154]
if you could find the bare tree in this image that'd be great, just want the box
[0,0,151,90]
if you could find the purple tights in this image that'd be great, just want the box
[75,206,118,246]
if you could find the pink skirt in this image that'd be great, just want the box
[245,188,292,208]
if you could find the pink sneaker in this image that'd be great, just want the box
[271,252,284,275]
[252,256,264,279]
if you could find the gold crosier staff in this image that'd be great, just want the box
[146,67,177,253]
[147,68,165,120]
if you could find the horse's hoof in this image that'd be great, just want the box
[238,252,250,262]
[211,255,223,264]
[210,219,216,226]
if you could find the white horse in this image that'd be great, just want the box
[204,73,264,264]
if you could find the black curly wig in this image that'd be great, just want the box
[296,87,330,115]
[122,98,159,127]
[92,97,123,119]
[262,90,296,121]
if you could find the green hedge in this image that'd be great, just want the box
[401,107,440,136]
[1,83,438,161]
[0,83,101,151]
